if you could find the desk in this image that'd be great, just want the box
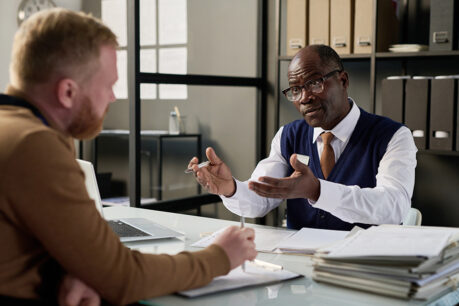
[104,207,457,306]
[94,130,202,200]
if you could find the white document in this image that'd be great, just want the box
[192,226,295,252]
[276,227,349,254]
[326,226,453,258]
[178,262,301,298]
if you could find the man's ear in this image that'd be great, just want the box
[340,71,349,89]
[56,78,79,109]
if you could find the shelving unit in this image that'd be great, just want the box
[273,0,459,227]
[275,0,459,135]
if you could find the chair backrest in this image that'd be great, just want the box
[402,208,422,226]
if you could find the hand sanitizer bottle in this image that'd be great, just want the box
[169,111,179,134]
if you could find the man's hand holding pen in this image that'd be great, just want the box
[186,147,236,197]
[213,226,257,270]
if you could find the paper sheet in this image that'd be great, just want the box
[178,262,302,298]
[276,227,349,253]
[192,226,295,252]
[327,226,453,258]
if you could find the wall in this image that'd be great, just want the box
[0,0,82,92]
[99,1,259,208]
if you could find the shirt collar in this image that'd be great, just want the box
[0,93,49,126]
[312,97,360,143]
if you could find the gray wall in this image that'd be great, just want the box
[100,1,259,202]
[0,0,83,91]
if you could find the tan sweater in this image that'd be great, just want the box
[0,99,230,304]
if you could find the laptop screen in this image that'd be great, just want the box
[76,159,105,217]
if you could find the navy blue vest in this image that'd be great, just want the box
[281,107,402,231]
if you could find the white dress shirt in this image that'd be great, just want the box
[221,99,418,225]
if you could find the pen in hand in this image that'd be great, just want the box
[184,161,210,174]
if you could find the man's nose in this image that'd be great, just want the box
[298,88,314,104]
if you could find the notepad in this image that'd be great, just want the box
[178,262,302,298]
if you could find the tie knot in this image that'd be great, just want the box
[321,132,334,145]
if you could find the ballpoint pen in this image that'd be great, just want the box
[241,215,246,272]
[184,161,210,174]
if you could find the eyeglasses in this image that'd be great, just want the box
[282,69,342,102]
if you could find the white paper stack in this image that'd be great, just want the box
[312,225,459,300]
[388,44,428,52]
[276,227,349,254]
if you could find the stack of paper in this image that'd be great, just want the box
[388,44,428,52]
[312,225,459,300]
[276,227,349,254]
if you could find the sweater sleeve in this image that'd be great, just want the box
[5,131,230,305]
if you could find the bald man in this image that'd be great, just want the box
[189,45,417,231]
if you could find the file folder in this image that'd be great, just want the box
[353,0,372,54]
[405,77,432,150]
[381,76,409,123]
[309,0,329,45]
[330,0,354,54]
[429,0,458,51]
[375,0,399,52]
[286,0,308,56]
[430,76,456,151]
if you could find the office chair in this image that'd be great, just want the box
[402,208,422,226]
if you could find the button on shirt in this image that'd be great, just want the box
[221,99,417,225]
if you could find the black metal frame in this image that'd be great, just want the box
[126,0,268,209]
[93,133,202,201]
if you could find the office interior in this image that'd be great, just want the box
[2,0,459,228]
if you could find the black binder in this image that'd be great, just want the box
[430,77,456,150]
[405,77,432,150]
[429,0,458,51]
[457,79,459,151]
[381,77,408,123]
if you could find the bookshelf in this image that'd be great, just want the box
[273,0,459,227]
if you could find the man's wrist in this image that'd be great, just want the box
[309,178,321,203]
[222,178,237,197]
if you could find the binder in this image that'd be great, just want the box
[430,76,456,150]
[309,0,329,45]
[404,77,432,150]
[375,0,399,52]
[381,76,409,123]
[457,78,459,152]
[286,0,308,56]
[330,0,354,54]
[429,0,458,51]
[353,0,372,54]
[354,0,398,53]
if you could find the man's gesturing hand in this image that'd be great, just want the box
[188,147,236,197]
[248,154,320,201]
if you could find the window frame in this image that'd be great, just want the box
[124,0,268,209]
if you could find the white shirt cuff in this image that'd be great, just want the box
[310,179,342,212]
[220,178,243,200]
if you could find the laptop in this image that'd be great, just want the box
[76,159,183,242]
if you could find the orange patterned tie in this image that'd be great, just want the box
[320,132,335,179]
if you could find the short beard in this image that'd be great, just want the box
[67,95,107,140]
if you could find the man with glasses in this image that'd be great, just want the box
[189,45,417,230]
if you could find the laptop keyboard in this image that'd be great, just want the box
[108,220,150,238]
